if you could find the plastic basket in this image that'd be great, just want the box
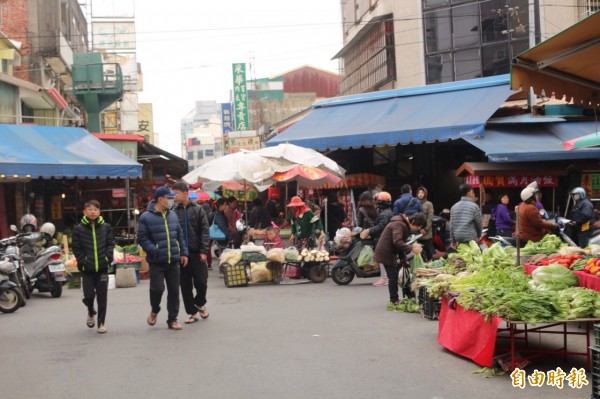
[595,323,600,347]
[419,286,440,321]
[591,346,600,398]
[224,263,248,287]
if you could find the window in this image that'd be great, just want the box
[425,9,452,53]
[579,0,600,18]
[205,149,214,157]
[452,3,479,49]
[187,151,194,160]
[197,150,203,159]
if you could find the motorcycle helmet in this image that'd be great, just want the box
[19,214,37,233]
[39,222,56,238]
[375,191,392,209]
[571,187,586,199]
[520,187,536,202]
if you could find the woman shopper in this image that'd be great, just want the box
[493,193,514,237]
[356,191,377,230]
[212,198,232,278]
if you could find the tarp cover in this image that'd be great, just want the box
[465,121,600,162]
[267,75,512,151]
[0,124,141,178]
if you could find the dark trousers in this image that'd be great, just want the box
[149,262,180,324]
[576,229,592,248]
[82,272,108,325]
[418,238,434,261]
[180,252,208,315]
[383,262,414,303]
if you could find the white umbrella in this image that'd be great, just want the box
[182,150,293,191]
[253,143,346,178]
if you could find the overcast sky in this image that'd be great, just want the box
[135,0,343,156]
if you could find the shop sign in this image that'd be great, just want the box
[581,173,600,198]
[232,63,249,131]
[465,175,557,187]
[112,188,127,198]
[221,103,232,134]
[222,187,258,202]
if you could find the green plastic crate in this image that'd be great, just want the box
[224,263,248,287]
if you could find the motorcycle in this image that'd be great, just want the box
[0,258,25,313]
[331,231,422,286]
[11,225,66,298]
[0,236,28,306]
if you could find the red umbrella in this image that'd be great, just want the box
[194,190,212,201]
[272,165,342,188]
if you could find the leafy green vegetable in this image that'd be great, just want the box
[521,234,566,254]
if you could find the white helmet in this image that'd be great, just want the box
[39,222,56,238]
[571,187,586,199]
[526,181,539,192]
[520,187,537,202]
[19,214,37,232]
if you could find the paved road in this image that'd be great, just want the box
[0,269,593,399]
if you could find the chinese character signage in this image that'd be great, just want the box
[227,136,260,154]
[232,63,249,131]
[221,103,232,134]
[465,175,557,187]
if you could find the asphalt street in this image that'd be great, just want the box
[0,268,593,399]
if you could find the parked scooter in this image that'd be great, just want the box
[0,236,28,306]
[11,223,65,298]
[0,258,25,313]
[331,230,422,286]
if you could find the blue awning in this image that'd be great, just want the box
[0,124,142,178]
[464,121,600,162]
[267,75,513,151]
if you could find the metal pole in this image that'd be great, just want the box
[126,177,131,238]
[515,205,520,266]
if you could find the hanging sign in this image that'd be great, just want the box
[466,175,557,187]
[112,189,127,198]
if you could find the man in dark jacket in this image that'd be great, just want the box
[569,187,595,247]
[172,182,211,324]
[375,212,425,304]
[72,200,114,334]
[138,186,189,330]
[393,184,422,216]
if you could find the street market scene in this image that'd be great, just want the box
[3,1,600,398]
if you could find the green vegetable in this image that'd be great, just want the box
[521,234,566,255]
[530,265,578,291]
[386,298,420,313]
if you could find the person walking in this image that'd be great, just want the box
[138,186,189,330]
[72,200,114,334]
[449,183,483,247]
[393,184,422,216]
[360,192,394,287]
[374,212,426,304]
[493,193,514,237]
[416,187,434,261]
[569,187,595,247]
[212,198,233,278]
[249,198,272,229]
[172,182,211,324]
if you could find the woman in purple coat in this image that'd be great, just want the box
[493,193,514,237]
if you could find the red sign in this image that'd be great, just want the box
[112,189,127,198]
[465,176,557,187]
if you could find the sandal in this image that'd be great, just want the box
[147,312,157,326]
[196,305,209,319]
[185,314,199,324]
[168,321,183,330]
[87,314,95,328]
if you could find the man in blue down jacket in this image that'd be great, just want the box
[138,186,189,330]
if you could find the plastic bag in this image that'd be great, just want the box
[357,245,374,267]
[266,248,285,263]
[250,262,271,283]
[240,242,267,255]
[284,246,299,261]
[219,248,242,266]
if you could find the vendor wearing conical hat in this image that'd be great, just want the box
[287,196,324,251]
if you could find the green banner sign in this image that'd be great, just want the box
[232,63,249,131]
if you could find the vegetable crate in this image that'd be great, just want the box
[592,346,600,398]
[418,286,440,321]
[595,323,600,347]
[224,263,248,287]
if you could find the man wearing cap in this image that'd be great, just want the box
[287,196,324,251]
[138,186,189,330]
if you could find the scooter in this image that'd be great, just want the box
[0,259,25,313]
[12,225,65,298]
[0,237,28,306]
[331,232,422,286]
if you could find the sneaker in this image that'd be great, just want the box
[86,314,95,328]
[97,325,107,334]
[373,278,388,287]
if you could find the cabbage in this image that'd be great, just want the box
[530,265,578,291]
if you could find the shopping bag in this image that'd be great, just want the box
[357,245,374,267]
[209,220,226,240]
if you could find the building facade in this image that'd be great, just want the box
[336,0,594,95]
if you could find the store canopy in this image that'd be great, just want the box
[0,124,141,178]
[511,11,600,104]
[267,75,513,151]
[464,121,600,162]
